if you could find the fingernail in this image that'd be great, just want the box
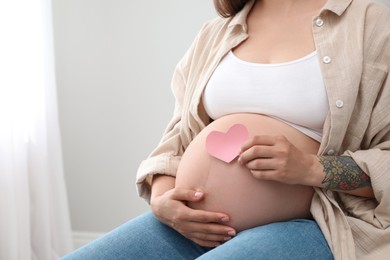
[228,230,236,236]
[224,236,232,241]
[237,158,242,165]
[194,191,202,199]
[221,216,229,222]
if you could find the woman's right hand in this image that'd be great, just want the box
[150,187,236,247]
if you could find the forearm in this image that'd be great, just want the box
[308,155,374,198]
[150,174,176,200]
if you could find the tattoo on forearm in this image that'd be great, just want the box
[319,156,371,191]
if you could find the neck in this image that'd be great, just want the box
[253,0,327,15]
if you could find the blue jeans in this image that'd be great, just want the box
[62,212,333,260]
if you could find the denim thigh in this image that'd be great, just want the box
[198,219,333,260]
[61,212,208,260]
[62,213,333,260]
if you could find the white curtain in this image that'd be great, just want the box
[0,0,73,259]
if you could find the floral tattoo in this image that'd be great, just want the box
[319,156,371,191]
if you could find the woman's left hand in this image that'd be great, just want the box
[238,135,317,186]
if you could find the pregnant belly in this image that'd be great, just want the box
[175,113,319,232]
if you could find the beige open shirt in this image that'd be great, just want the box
[136,0,390,259]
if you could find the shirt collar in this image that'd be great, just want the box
[321,0,353,16]
[228,0,256,31]
[227,0,353,31]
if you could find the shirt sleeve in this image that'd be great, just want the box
[340,6,390,228]
[340,64,390,229]
[135,23,211,203]
[327,49,390,258]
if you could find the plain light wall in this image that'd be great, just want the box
[53,0,216,233]
[53,0,390,234]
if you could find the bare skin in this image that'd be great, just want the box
[233,0,327,64]
[150,0,373,248]
[151,175,235,247]
[176,114,318,232]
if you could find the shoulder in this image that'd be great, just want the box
[366,0,390,19]
[349,0,390,19]
[186,1,252,54]
[194,16,233,45]
[178,15,234,66]
[347,0,390,63]
[359,0,390,40]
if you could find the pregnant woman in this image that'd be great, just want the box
[62,0,390,259]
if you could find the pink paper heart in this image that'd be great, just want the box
[205,124,249,163]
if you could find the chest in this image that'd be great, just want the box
[203,50,329,131]
[233,9,317,64]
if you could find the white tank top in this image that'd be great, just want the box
[203,51,329,142]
